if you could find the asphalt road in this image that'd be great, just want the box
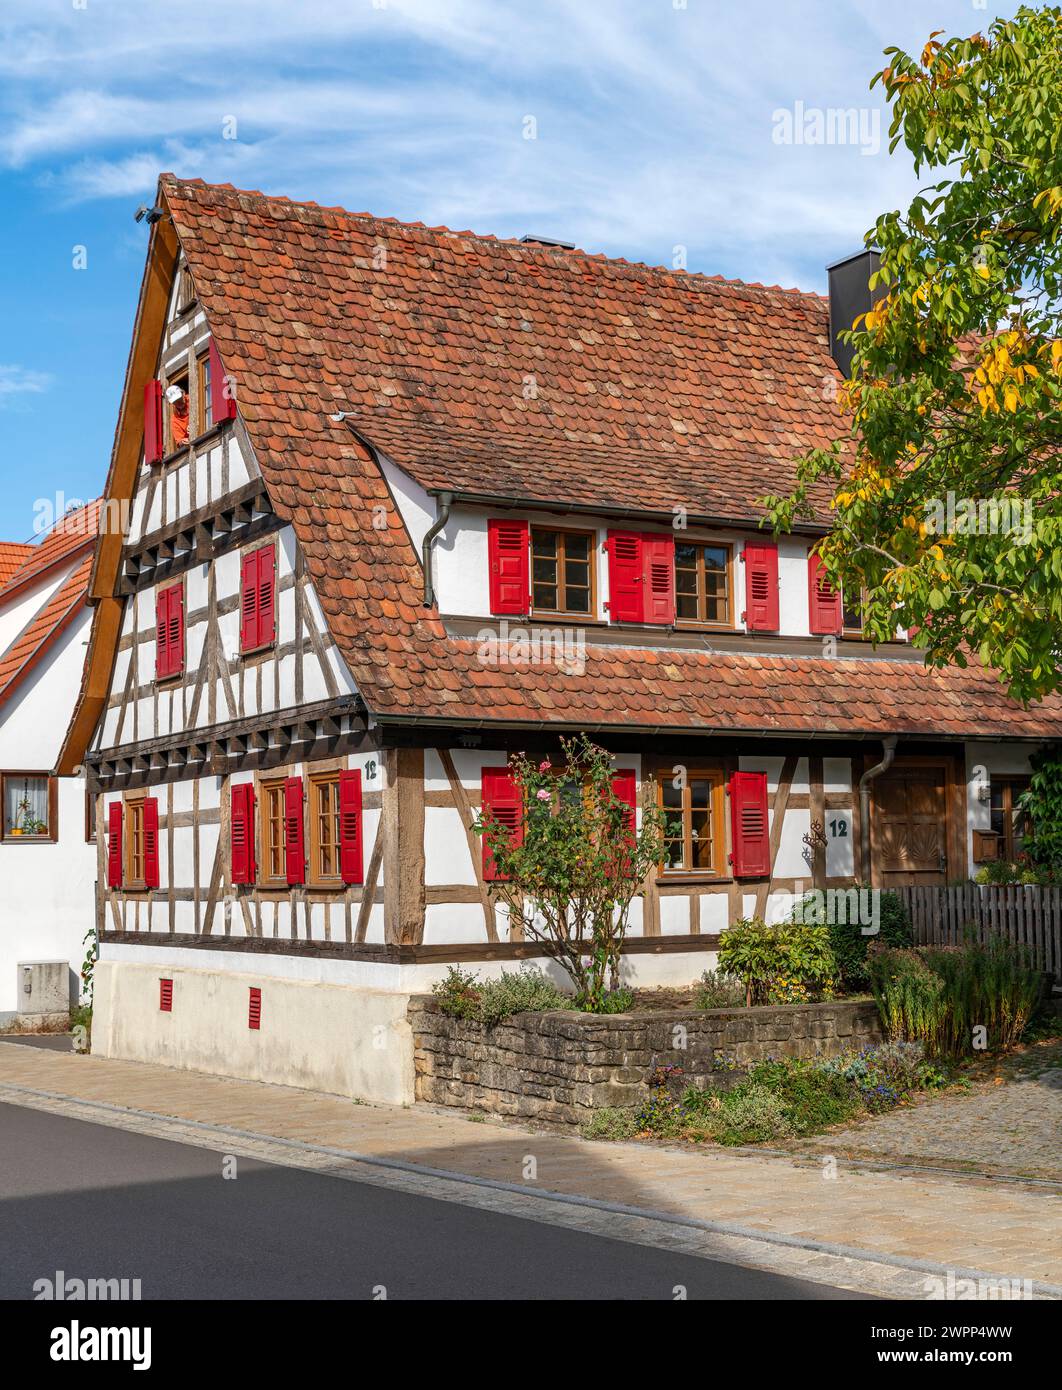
[0,1102,873,1300]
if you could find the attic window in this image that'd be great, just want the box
[176,265,196,315]
[165,370,190,452]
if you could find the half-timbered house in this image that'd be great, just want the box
[0,501,101,1025]
[59,177,1062,1101]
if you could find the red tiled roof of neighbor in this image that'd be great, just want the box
[0,542,35,588]
[129,177,1062,739]
[0,500,103,603]
[0,553,92,712]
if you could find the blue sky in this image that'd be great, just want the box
[0,0,1019,537]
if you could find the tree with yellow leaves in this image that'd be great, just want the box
[762,5,1062,704]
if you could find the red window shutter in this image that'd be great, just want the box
[107,802,123,888]
[144,378,164,465]
[807,554,842,635]
[240,550,258,651]
[159,978,173,1012]
[240,546,275,651]
[143,797,160,888]
[605,531,644,622]
[256,546,276,647]
[231,783,256,886]
[338,769,364,885]
[155,586,169,679]
[728,771,771,878]
[481,767,523,882]
[488,519,529,615]
[155,584,184,678]
[611,770,638,876]
[209,338,237,423]
[170,585,185,675]
[248,987,262,1030]
[742,542,779,631]
[642,534,675,625]
[284,776,305,885]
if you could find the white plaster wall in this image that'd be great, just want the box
[0,776,95,1019]
[0,563,76,655]
[99,939,721,995]
[92,958,414,1105]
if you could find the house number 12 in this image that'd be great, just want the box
[829,818,848,838]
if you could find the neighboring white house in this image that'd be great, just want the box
[0,502,101,1026]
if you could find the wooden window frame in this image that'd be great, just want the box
[197,350,212,437]
[0,771,58,844]
[674,541,735,630]
[124,793,147,890]
[530,526,596,619]
[655,768,728,880]
[990,776,1031,862]
[85,787,97,844]
[842,586,866,639]
[257,776,288,887]
[307,770,343,888]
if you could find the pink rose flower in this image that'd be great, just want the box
[536,788,551,801]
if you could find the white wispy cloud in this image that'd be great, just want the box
[0,364,52,407]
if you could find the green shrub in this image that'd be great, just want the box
[717,917,835,1005]
[695,969,746,1010]
[596,987,635,1015]
[684,1082,794,1146]
[581,1107,640,1140]
[747,1058,862,1133]
[821,890,913,991]
[432,966,482,1020]
[432,965,573,1026]
[868,937,1042,1056]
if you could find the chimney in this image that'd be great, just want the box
[827,249,883,377]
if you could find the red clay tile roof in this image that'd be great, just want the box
[0,542,35,588]
[164,177,842,524]
[0,553,92,712]
[144,178,1062,740]
[0,500,102,603]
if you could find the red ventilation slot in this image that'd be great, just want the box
[159,978,173,1012]
[248,987,262,1030]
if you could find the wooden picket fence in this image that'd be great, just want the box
[896,884,1062,978]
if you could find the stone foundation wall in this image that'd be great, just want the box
[410,997,883,1125]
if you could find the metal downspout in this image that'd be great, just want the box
[858,735,898,884]
[422,492,453,607]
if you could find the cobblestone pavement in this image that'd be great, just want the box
[1,1039,1059,1296]
[793,1042,1062,1181]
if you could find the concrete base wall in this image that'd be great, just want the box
[92,960,415,1105]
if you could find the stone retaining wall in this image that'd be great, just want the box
[410,997,883,1126]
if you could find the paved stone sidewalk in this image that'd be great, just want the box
[794,1043,1062,1181]
[1,1040,1059,1295]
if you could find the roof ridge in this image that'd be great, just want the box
[159,174,828,305]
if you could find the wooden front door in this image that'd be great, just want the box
[874,763,950,886]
